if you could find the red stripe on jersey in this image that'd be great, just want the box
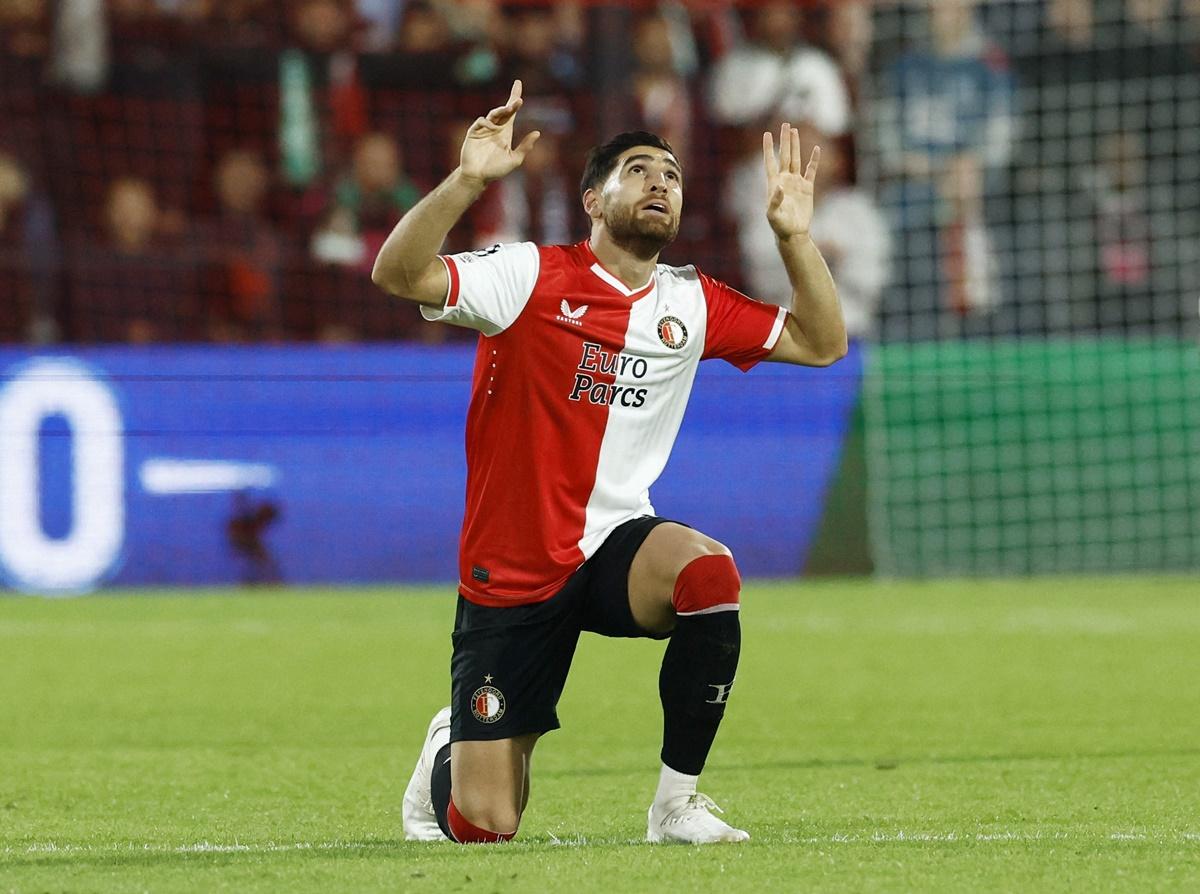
[456,244,636,606]
[443,255,461,307]
[698,272,781,371]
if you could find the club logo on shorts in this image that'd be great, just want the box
[471,682,506,723]
[656,315,688,350]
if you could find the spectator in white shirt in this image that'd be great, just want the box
[707,1,851,136]
[725,122,889,338]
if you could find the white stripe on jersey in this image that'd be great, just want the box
[578,267,708,559]
[588,262,652,297]
[764,305,788,350]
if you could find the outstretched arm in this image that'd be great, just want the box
[762,123,848,366]
[371,80,541,307]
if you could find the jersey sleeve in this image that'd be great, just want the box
[420,241,540,336]
[699,271,789,371]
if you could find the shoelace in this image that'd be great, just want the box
[665,793,724,825]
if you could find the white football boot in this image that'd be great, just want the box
[402,706,452,841]
[646,793,750,844]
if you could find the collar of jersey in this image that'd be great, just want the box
[580,240,656,300]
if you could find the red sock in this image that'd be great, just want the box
[672,553,741,616]
[446,798,516,844]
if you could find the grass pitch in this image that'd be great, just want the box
[2,578,1198,892]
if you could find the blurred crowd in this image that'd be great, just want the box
[1,0,1197,344]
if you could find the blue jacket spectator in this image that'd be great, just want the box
[872,0,1017,338]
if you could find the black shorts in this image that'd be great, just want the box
[449,515,676,743]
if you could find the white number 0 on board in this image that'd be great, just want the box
[0,359,124,593]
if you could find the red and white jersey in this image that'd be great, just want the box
[423,240,788,606]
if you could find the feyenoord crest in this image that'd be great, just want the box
[656,315,688,349]
[471,679,506,724]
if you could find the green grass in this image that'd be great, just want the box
[2,578,1198,892]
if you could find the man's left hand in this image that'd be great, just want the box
[763,123,819,240]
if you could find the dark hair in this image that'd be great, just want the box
[579,131,678,197]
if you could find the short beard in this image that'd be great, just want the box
[604,205,679,261]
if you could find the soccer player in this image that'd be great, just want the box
[371,81,845,845]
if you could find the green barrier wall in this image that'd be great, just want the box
[865,340,1200,576]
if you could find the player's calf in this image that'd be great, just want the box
[648,551,747,843]
[433,763,521,843]
[660,552,742,776]
[446,798,517,843]
[435,737,534,843]
[445,784,521,842]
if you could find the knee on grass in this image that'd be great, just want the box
[448,794,520,843]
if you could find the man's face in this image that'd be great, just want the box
[754,2,801,53]
[216,151,268,215]
[354,134,400,193]
[929,0,974,51]
[106,178,157,251]
[589,146,683,255]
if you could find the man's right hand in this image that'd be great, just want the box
[458,80,542,187]
[372,81,540,307]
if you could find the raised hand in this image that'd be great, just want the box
[459,80,542,186]
[763,123,819,240]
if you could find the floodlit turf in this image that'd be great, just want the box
[2,579,1198,893]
